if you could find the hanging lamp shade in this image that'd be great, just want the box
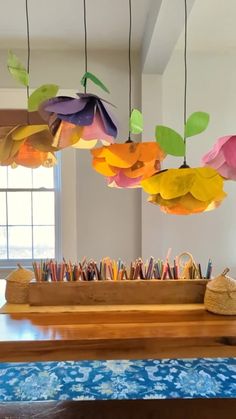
[140,0,227,215]
[91,0,165,188]
[141,167,226,215]
[0,125,57,168]
[92,141,165,188]
[2,1,58,169]
[202,135,236,180]
[39,0,118,150]
[40,93,117,150]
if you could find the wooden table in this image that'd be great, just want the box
[0,281,236,362]
[0,281,236,418]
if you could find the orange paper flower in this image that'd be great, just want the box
[91,142,165,188]
[141,167,226,215]
[0,125,57,168]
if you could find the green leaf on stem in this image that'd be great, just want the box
[28,84,59,112]
[129,109,143,134]
[7,50,29,86]
[81,71,110,93]
[185,112,210,138]
[155,125,185,156]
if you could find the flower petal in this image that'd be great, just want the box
[51,121,83,148]
[139,142,165,162]
[73,139,97,149]
[104,143,139,168]
[192,168,224,201]
[123,159,160,179]
[149,193,209,215]
[203,150,225,170]
[222,135,236,167]
[160,169,195,199]
[58,100,95,126]
[92,157,118,176]
[44,96,89,115]
[202,136,232,164]
[91,147,107,158]
[12,125,49,140]
[13,140,55,168]
[78,113,114,144]
[28,129,58,152]
[97,101,118,138]
[108,171,141,188]
[216,162,236,180]
[141,172,162,194]
[0,129,24,161]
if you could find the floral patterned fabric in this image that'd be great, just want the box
[0,358,235,402]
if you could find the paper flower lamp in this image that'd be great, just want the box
[0,125,57,168]
[40,93,117,150]
[141,167,226,215]
[92,141,165,188]
[202,135,236,180]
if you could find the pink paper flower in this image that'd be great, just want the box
[202,135,236,180]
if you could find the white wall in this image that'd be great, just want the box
[142,50,236,275]
[141,74,165,258]
[0,49,142,263]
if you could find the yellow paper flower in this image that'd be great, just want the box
[91,142,165,188]
[0,125,57,168]
[141,167,226,215]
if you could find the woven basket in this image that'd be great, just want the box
[204,268,236,315]
[5,265,34,304]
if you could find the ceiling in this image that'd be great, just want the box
[1,0,235,74]
[176,0,236,52]
[0,0,152,50]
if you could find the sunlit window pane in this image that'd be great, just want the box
[8,226,32,259]
[8,167,32,189]
[32,167,54,189]
[0,165,57,261]
[8,192,32,225]
[0,167,7,188]
[33,226,55,259]
[0,192,6,225]
[0,227,7,259]
[33,192,54,225]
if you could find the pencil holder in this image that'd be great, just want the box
[29,279,208,306]
[5,264,34,304]
[204,268,236,315]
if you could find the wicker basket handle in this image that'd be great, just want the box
[221,268,230,276]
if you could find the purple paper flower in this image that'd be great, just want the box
[40,93,117,149]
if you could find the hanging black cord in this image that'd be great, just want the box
[128,0,132,141]
[83,0,88,93]
[183,0,187,165]
[25,0,30,124]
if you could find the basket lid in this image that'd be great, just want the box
[6,264,34,283]
[207,268,236,293]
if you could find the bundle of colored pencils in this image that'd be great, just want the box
[32,255,211,282]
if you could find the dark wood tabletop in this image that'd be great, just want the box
[0,281,236,362]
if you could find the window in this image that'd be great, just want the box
[0,162,61,265]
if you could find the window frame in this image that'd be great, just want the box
[0,154,62,270]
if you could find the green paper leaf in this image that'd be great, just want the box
[129,109,143,134]
[81,71,110,93]
[7,50,29,87]
[185,111,210,138]
[155,125,185,156]
[28,84,59,112]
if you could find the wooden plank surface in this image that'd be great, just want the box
[0,280,236,361]
[29,279,207,305]
[1,399,236,419]
[0,109,44,125]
